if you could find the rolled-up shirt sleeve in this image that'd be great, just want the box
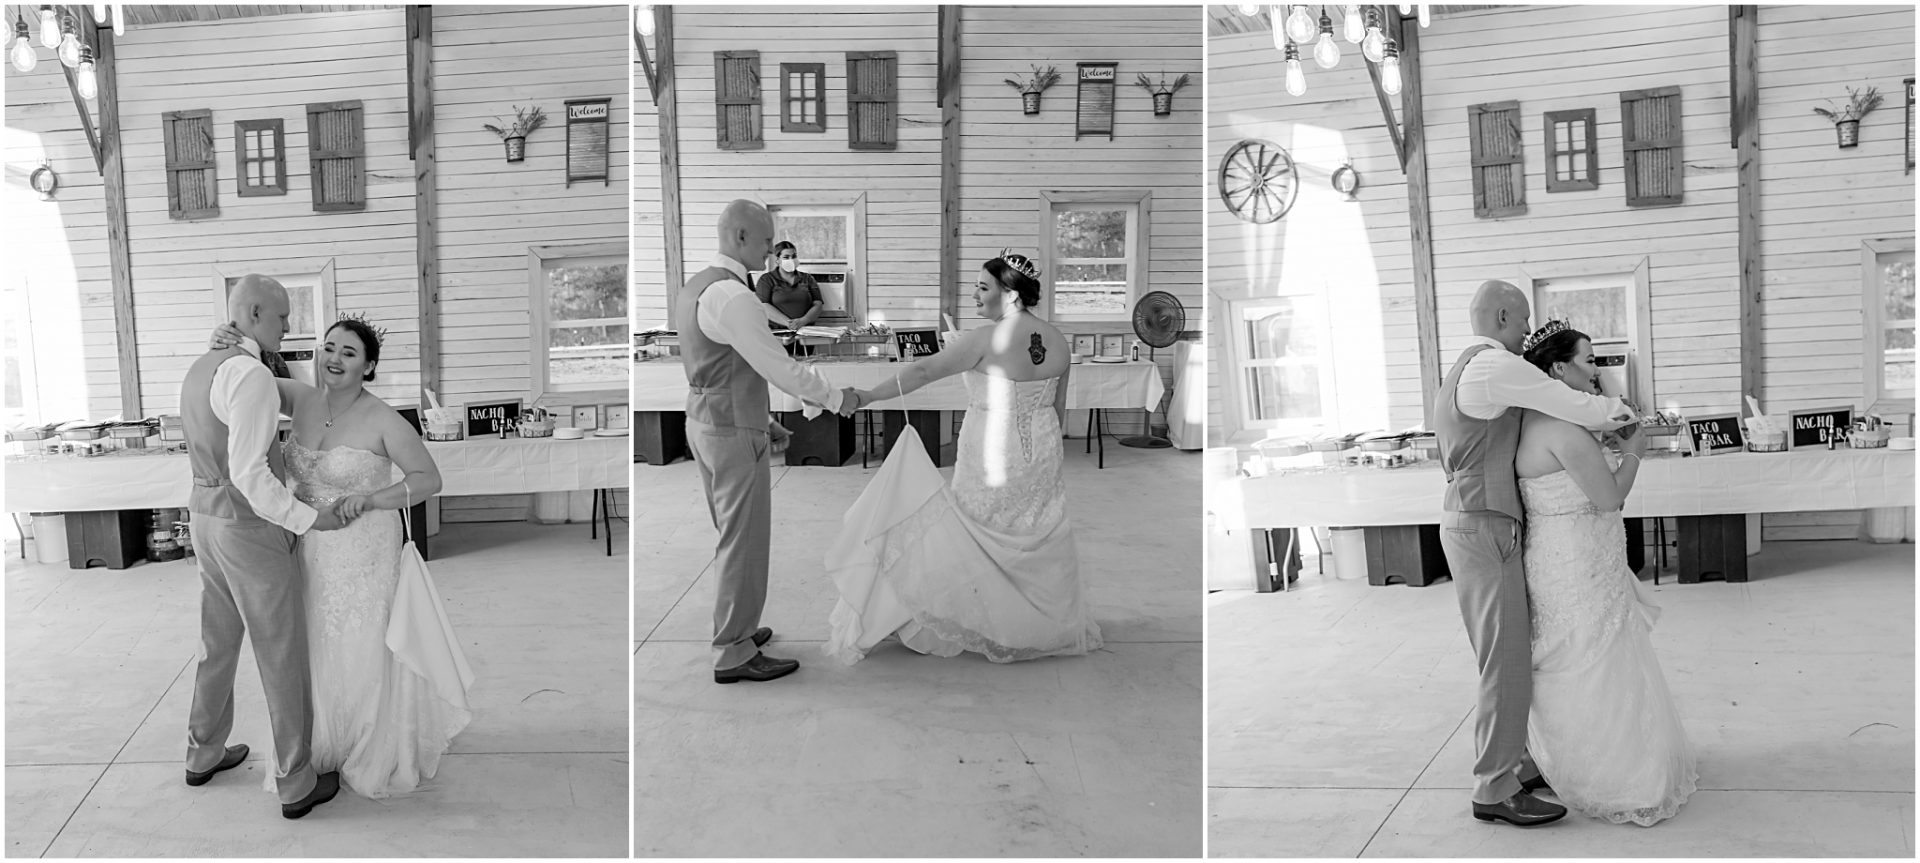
[697,280,844,414]
[211,358,318,533]
[1470,349,1632,429]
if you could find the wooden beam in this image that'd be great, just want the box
[635,14,657,102]
[1362,56,1405,169]
[408,5,440,401]
[60,64,102,172]
[1732,5,1762,409]
[95,24,138,418]
[937,4,961,325]
[657,7,684,310]
[1398,12,1442,418]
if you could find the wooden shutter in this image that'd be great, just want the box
[846,51,898,152]
[1543,109,1598,193]
[163,109,219,220]
[1468,101,1526,218]
[780,62,826,133]
[715,51,763,150]
[234,118,287,197]
[1621,86,1683,208]
[307,100,366,212]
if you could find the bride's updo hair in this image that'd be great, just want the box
[985,250,1043,309]
[325,314,385,382]
[1522,323,1589,376]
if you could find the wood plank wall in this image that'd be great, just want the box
[115,9,417,416]
[958,6,1203,437]
[669,6,942,323]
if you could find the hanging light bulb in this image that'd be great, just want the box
[1417,4,1431,27]
[110,5,122,37]
[1270,17,1288,53]
[76,44,96,99]
[9,16,37,72]
[1283,5,1316,44]
[1362,7,1387,62]
[1284,40,1306,97]
[57,14,81,68]
[1342,4,1364,43]
[1381,40,1402,95]
[1238,3,1261,16]
[37,5,58,49]
[1313,8,1340,69]
[1398,4,1412,13]
[91,4,106,24]
[636,4,656,37]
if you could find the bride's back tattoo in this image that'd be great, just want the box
[1029,333,1046,365]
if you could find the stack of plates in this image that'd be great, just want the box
[553,427,586,440]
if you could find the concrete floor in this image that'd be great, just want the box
[6,520,629,858]
[1208,539,1916,857]
[635,439,1204,857]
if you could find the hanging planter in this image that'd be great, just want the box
[1813,86,1883,150]
[1135,72,1191,117]
[1004,65,1060,116]
[483,105,548,163]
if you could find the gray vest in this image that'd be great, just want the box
[676,266,770,434]
[1432,343,1524,523]
[181,347,266,521]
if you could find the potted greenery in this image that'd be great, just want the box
[1813,86,1883,149]
[1004,65,1061,116]
[484,105,548,163]
[1135,73,1192,117]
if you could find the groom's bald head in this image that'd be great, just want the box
[227,274,292,352]
[1470,280,1531,354]
[717,200,775,270]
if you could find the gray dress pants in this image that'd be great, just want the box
[1439,508,1539,805]
[687,418,773,671]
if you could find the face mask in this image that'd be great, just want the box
[779,259,797,274]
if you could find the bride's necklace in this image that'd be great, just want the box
[324,388,363,428]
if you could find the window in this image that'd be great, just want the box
[163,109,218,220]
[531,244,628,397]
[1544,108,1597,193]
[1517,258,1653,409]
[1039,191,1149,322]
[769,205,856,321]
[234,119,286,197]
[306,101,366,212]
[1231,296,1335,434]
[1865,238,1916,407]
[781,62,825,133]
[211,262,336,384]
[846,51,897,151]
[1468,100,1525,218]
[1621,86,1683,208]
[715,51,763,150]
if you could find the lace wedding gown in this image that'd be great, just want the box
[1521,458,1697,826]
[824,370,1103,664]
[260,439,472,798]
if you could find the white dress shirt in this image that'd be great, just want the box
[695,255,844,414]
[212,337,318,534]
[1456,336,1632,429]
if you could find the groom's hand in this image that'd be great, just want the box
[310,507,348,532]
[836,387,862,417]
[768,420,791,448]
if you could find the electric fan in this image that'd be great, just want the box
[1119,290,1185,449]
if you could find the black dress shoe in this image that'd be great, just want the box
[185,744,249,786]
[1472,791,1567,827]
[1521,773,1552,794]
[714,652,799,684]
[281,771,340,820]
[751,627,772,648]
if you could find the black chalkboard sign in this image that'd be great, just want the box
[894,328,940,359]
[1686,414,1745,456]
[466,401,521,437]
[1076,63,1117,141]
[1789,405,1853,449]
[565,98,611,187]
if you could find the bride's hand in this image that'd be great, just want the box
[208,321,245,350]
[335,494,373,521]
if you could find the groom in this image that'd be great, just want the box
[180,274,349,818]
[679,200,862,684]
[1432,280,1632,827]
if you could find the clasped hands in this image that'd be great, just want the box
[800,387,869,419]
[309,495,375,531]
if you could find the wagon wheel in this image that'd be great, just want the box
[1218,138,1299,224]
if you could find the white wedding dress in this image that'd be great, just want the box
[1520,453,1697,826]
[259,438,473,798]
[823,370,1103,663]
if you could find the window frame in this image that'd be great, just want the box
[714,50,764,151]
[780,62,826,133]
[1543,108,1598,193]
[845,50,898,152]
[1036,189,1151,324]
[1863,236,1917,412]
[767,197,866,323]
[234,118,287,197]
[209,260,337,365]
[163,109,219,220]
[1226,295,1339,436]
[1468,100,1527,218]
[1514,256,1655,410]
[529,243,630,402]
[1621,85,1684,208]
[306,100,366,213]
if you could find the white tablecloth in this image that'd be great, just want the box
[633,359,1166,413]
[1235,448,1916,528]
[4,435,629,513]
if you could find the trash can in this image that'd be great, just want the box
[29,513,68,564]
[1329,526,1366,580]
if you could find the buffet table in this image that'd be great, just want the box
[1231,448,1915,587]
[632,358,1168,468]
[5,435,630,561]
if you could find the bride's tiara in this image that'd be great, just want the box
[995,248,1042,281]
[334,311,388,347]
[1522,318,1571,354]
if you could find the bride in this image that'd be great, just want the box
[211,317,471,797]
[822,250,1103,664]
[1515,321,1697,826]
